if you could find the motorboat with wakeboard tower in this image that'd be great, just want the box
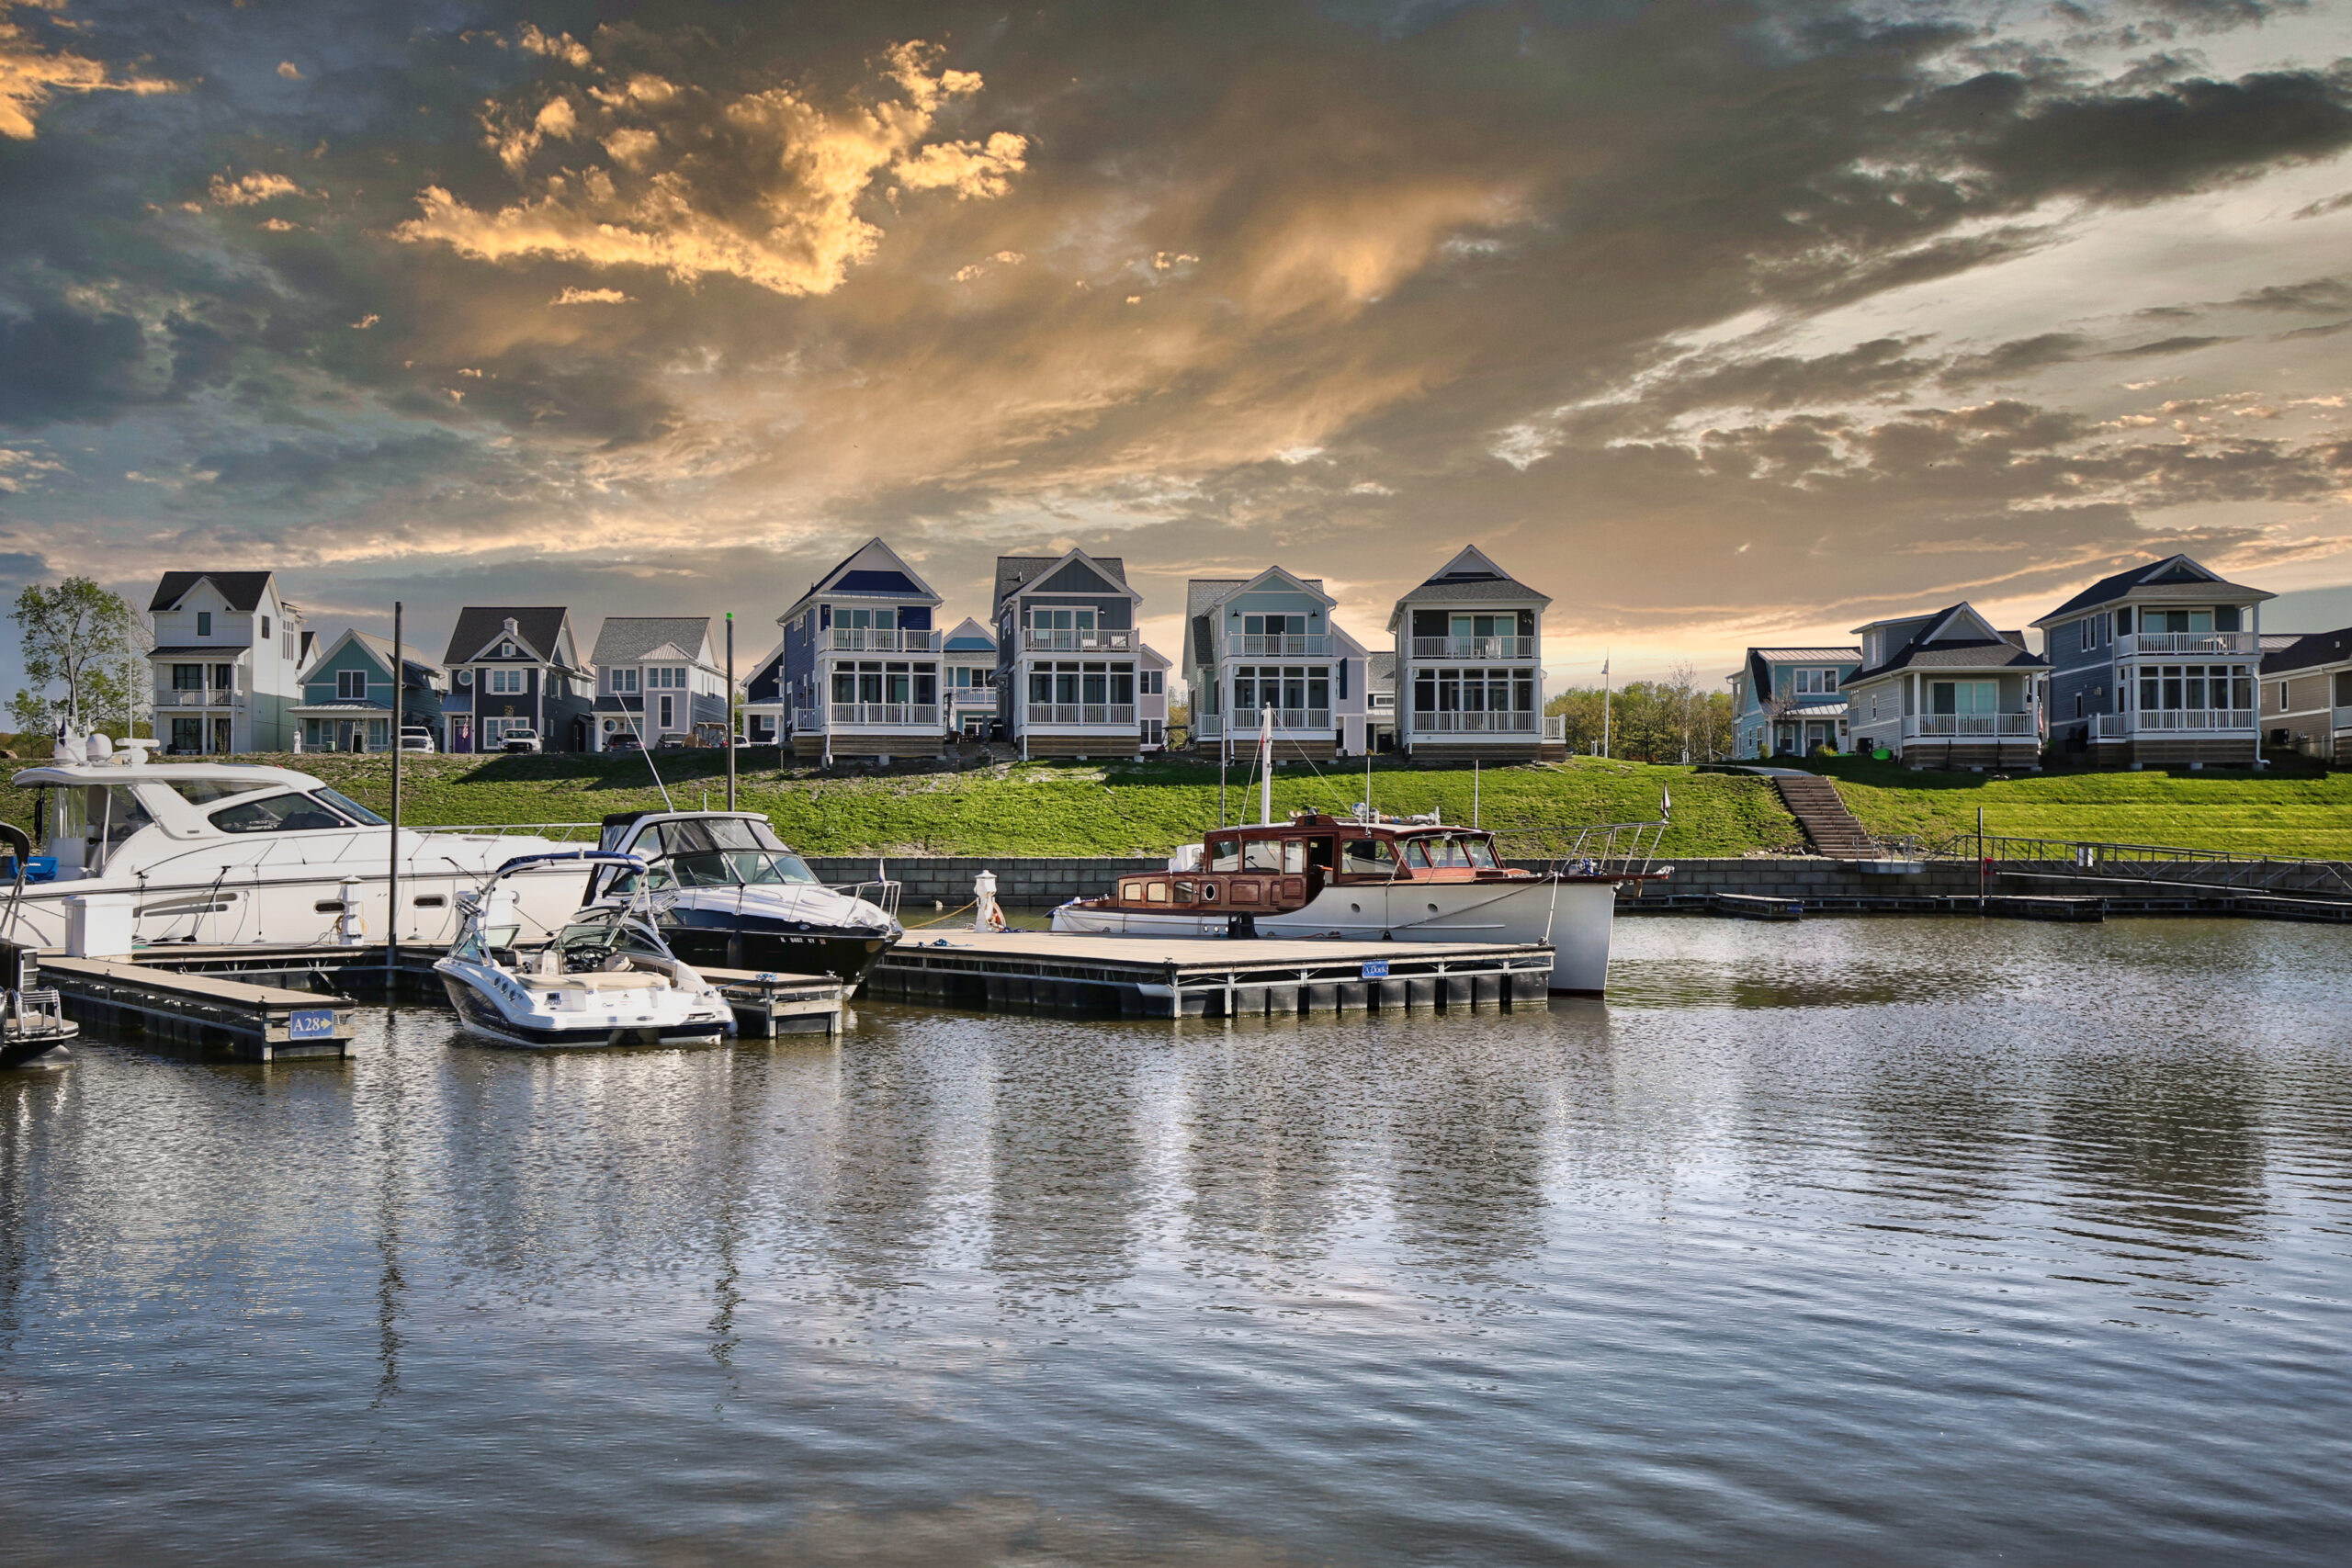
[1,733,599,953]
[435,850,736,1049]
[1048,709,1672,996]
[579,811,902,987]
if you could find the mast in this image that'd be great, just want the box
[1259,705,1273,826]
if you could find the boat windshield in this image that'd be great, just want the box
[1405,833,1498,869]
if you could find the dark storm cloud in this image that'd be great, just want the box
[0,0,2346,659]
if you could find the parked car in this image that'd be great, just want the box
[500,729,542,754]
[399,728,436,753]
[605,732,642,753]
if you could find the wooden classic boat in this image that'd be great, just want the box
[1049,810,1669,996]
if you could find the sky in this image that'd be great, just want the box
[1,0,2348,696]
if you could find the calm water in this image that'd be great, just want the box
[4,918,2350,1565]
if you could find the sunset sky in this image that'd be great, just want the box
[2,0,2349,694]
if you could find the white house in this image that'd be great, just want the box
[148,571,309,754]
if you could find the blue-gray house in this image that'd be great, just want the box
[2032,554,2271,768]
[291,628,445,752]
[775,538,944,761]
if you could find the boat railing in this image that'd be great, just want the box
[830,878,903,917]
[418,821,604,842]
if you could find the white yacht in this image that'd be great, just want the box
[0,735,595,952]
[435,852,734,1049]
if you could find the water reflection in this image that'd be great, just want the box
[1,919,2350,1565]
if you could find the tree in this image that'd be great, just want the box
[9,578,146,738]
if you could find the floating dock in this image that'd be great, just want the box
[40,953,356,1059]
[868,931,1555,1017]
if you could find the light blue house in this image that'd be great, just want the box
[291,628,446,752]
[1728,646,1861,758]
[1184,567,1370,760]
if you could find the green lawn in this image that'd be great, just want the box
[6,747,2347,859]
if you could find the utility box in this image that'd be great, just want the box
[64,895,135,959]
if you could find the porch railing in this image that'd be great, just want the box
[1236,634,1331,657]
[827,703,940,728]
[1410,636,1534,660]
[1023,628,1134,652]
[2117,631,2258,657]
[1410,710,1539,733]
[1023,704,1136,726]
[823,628,940,653]
[1904,714,2038,738]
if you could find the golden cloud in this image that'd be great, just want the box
[0,1,174,140]
[396,37,1025,297]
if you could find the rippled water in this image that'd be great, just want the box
[4,917,2350,1565]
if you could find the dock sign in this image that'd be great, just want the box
[1360,959,1390,980]
[286,1009,337,1042]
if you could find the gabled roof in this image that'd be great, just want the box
[590,615,713,669]
[786,537,940,620]
[2035,554,2275,626]
[150,571,277,614]
[316,628,440,684]
[444,607,575,667]
[1184,567,1331,623]
[1849,604,2043,682]
[992,548,1133,611]
[2263,626,2352,676]
[943,615,998,651]
[1386,547,1551,628]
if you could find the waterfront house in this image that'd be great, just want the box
[740,641,786,746]
[1844,604,2046,769]
[1729,647,1862,758]
[1184,568,1370,760]
[589,616,728,750]
[776,538,944,761]
[1385,547,1558,761]
[2259,626,2352,759]
[991,549,1153,758]
[2034,554,2271,767]
[439,607,595,753]
[942,616,1000,740]
[291,629,445,752]
[148,571,309,754]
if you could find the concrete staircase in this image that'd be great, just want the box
[1772,773,1877,858]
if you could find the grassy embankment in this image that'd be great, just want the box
[6,749,2348,858]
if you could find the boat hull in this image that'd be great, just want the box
[1051,876,1623,995]
[437,972,729,1050]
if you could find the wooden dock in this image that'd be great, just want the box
[868,931,1555,1018]
[40,953,356,1059]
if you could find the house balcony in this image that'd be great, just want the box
[1023,703,1136,728]
[1409,710,1540,733]
[823,628,941,653]
[158,687,246,710]
[1234,634,1331,657]
[1022,628,1134,652]
[825,702,940,729]
[2115,631,2259,657]
[1903,714,2038,739]
[2095,709,2256,737]
[1409,636,1535,660]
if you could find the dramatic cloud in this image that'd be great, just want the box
[395,36,1028,297]
[0,0,171,139]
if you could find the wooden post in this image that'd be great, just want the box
[388,601,403,987]
[725,612,737,814]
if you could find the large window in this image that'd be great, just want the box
[2136,665,2254,712]
[1410,667,1532,713]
